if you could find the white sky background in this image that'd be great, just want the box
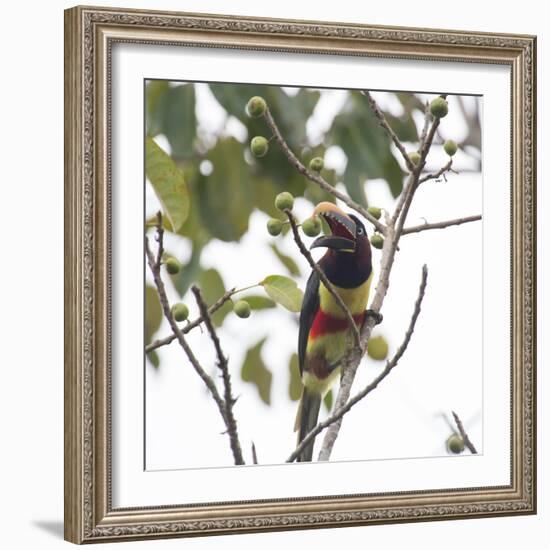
[145,87,482,470]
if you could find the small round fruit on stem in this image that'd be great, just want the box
[171,302,189,322]
[443,139,458,156]
[301,216,321,237]
[165,257,182,275]
[430,97,449,119]
[250,136,269,157]
[275,191,294,212]
[246,96,267,118]
[266,218,283,236]
[234,300,251,319]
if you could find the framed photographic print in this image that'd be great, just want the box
[64,5,537,544]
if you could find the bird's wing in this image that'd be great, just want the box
[298,269,320,376]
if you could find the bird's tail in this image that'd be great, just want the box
[294,387,322,462]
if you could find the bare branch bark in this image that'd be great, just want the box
[262,108,386,234]
[146,288,235,353]
[362,90,417,173]
[318,95,447,461]
[285,210,361,348]
[191,286,244,465]
[251,442,258,465]
[452,411,478,454]
[288,265,428,463]
[145,219,245,465]
[402,215,481,236]
[418,159,453,184]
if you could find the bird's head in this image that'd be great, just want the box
[310,202,369,257]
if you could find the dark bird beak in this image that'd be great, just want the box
[309,202,356,252]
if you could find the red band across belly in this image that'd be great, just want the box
[309,309,365,339]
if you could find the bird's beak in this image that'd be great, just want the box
[310,202,356,252]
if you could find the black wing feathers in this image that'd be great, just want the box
[298,270,320,376]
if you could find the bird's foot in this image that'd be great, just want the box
[365,309,383,325]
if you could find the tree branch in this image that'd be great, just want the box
[318,96,446,461]
[418,159,453,184]
[288,265,428,463]
[191,285,244,465]
[145,288,235,353]
[145,218,244,465]
[262,108,386,234]
[361,90,417,173]
[402,214,481,236]
[452,411,478,454]
[285,210,361,348]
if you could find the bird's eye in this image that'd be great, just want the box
[357,226,364,235]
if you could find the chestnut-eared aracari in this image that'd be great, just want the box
[295,202,373,462]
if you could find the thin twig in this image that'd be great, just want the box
[362,90,416,172]
[288,265,428,463]
[391,102,432,225]
[285,210,361,348]
[394,96,447,242]
[452,411,478,454]
[402,215,481,236]
[419,101,432,144]
[154,210,164,269]
[191,286,244,465]
[418,159,453,184]
[251,442,258,465]
[263,108,386,234]
[146,289,235,353]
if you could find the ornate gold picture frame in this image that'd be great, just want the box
[64,5,536,544]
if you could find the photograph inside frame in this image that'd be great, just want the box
[143,80,483,470]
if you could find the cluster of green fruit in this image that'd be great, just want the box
[247,96,270,158]
[406,98,458,166]
[163,257,251,321]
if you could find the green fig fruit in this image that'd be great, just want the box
[367,335,389,361]
[301,216,321,237]
[234,300,251,319]
[246,96,267,117]
[165,257,181,275]
[267,218,283,236]
[171,303,189,322]
[443,139,458,156]
[430,97,449,118]
[309,157,324,172]
[275,191,294,212]
[250,136,269,157]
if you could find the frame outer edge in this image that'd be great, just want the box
[65,5,537,543]
[64,6,84,545]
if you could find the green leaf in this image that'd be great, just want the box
[288,353,302,402]
[241,338,272,405]
[208,84,319,199]
[173,243,203,297]
[323,390,333,412]
[261,275,303,313]
[269,244,301,277]
[148,350,160,369]
[330,91,405,199]
[160,84,196,159]
[242,295,276,310]
[196,138,254,242]
[146,80,170,137]
[145,137,189,231]
[196,268,232,327]
[145,285,162,344]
